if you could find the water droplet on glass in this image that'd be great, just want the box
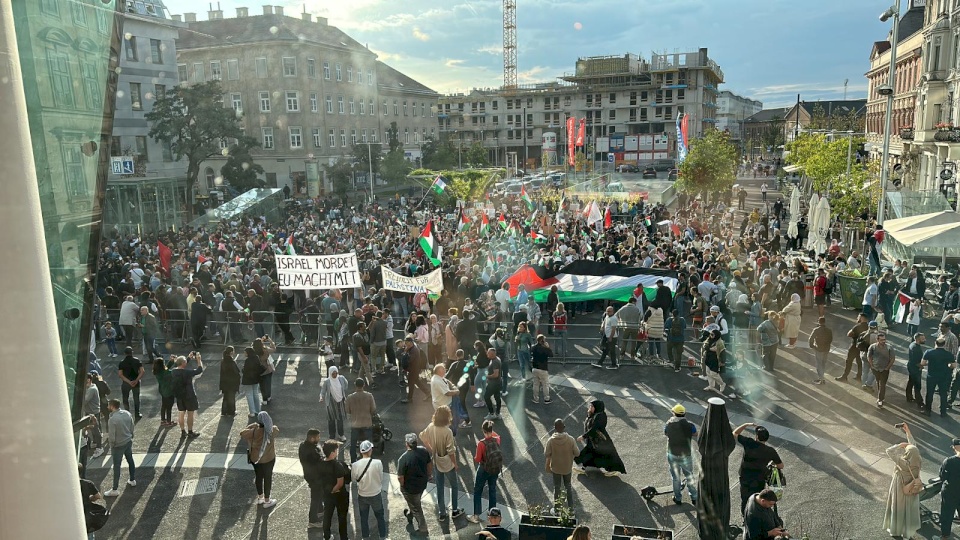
[574,22,583,30]
[114,67,123,74]
[221,148,230,156]
[144,92,154,100]
[124,32,132,40]
[242,162,250,171]
[214,176,224,185]
[116,90,125,98]
[269,26,278,34]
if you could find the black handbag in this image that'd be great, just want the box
[86,501,110,533]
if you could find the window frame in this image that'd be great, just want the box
[259,91,271,113]
[129,82,142,111]
[226,59,240,80]
[261,127,275,149]
[282,56,297,77]
[289,126,303,149]
[149,38,162,64]
[285,90,300,113]
[255,57,267,78]
[210,60,222,80]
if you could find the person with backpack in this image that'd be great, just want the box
[467,420,503,524]
[665,310,687,372]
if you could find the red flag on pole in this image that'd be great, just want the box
[157,241,172,277]
[576,118,586,147]
[566,116,576,165]
[604,206,612,229]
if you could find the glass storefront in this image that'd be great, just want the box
[13,0,120,417]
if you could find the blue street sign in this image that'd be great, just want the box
[111,157,135,175]
[607,153,614,163]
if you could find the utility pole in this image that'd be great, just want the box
[877,0,901,225]
[367,142,374,202]
[794,93,801,141]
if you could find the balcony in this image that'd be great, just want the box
[934,130,960,142]
[899,128,913,140]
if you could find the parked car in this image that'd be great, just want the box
[504,184,523,195]
[667,168,679,180]
[617,164,639,173]
[642,167,658,179]
[653,159,675,171]
[549,173,566,186]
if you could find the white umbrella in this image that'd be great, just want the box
[810,196,831,254]
[787,186,801,239]
[805,193,821,250]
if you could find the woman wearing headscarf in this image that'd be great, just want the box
[445,309,460,365]
[320,365,348,442]
[702,329,727,395]
[219,346,242,416]
[883,422,921,538]
[572,399,626,477]
[780,293,802,348]
[240,411,280,508]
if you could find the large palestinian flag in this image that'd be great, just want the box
[504,261,678,303]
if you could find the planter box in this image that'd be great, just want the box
[518,514,578,540]
[837,274,867,310]
[612,524,674,540]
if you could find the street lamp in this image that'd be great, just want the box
[876,0,901,225]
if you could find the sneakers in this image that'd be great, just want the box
[472,401,485,408]
[452,508,465,519]
[602,469,620,477]
[605,365,619,370]
[262,498,277,508]
[126,480,137,487]
[674,368,681,373]
[532,398,539,404]
[544,398,552,404]
[458,420,471,429]
[438,513,448,521]
[590,363,602,369]
[338,435,347,442]
[465,514,480,524]
[255,496,265,505]
[484,414,496,420]
[877,400,884,408]
[834,376,847,382]
[494,414,502,420]
[91,447,105,459]
[103,489,119,497]
[572,464,586,474]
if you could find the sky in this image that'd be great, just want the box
[161,0,895,108]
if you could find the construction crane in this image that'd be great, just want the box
[503,0,517,93]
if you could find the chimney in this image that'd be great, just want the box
[315,16,327,25]
[262,5,272,15]
[236,7,248,17]
[171,14,182,21]
[301,12,311,22]
[274,5,283,16]
[184,12,197,22]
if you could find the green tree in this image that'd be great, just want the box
[323,157,354,201]
[381,149,412,184]
[465,141,490,167]
[785,133,877,221]
[760,119,785,150]
[352,142,383,175]
[807,103,864,133]
[146,80,257,185]
[421,137,457,170]
[676,129,738,194]
[386,122,401,153]
[220,143,265,191]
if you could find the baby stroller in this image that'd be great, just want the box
[919,476,945,525]
[371,413,392,455]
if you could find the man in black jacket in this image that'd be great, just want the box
[808,317,833,385]
[299,429,325,529]
[651,279,673,313]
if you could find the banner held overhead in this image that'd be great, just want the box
[381,266,445,294]
[276,253,362,290]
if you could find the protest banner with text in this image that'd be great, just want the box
[380,266,444,294]
[277,253,362,290]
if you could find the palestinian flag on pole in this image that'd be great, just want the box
[891,291,913,324]
[504,261,678,303]
[457,205,470,232]
[286,234,296,255]
[480,213,491,236]
[419,220,442,267]
[521,185,534,210]
[508,219,523,237]
[430,175,447,195]
[498,213,508,230]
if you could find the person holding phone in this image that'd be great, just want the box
[742,489,786,539]
[172,352,204,438]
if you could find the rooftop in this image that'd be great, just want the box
[744,107,790,123]
[376,61,438,97]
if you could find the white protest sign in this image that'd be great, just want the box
[276,253,362,290]
[380,266,445,294]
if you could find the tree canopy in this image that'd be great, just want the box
[675,129,738,195]
[784,133,880,221]
[323,157,354,201]
[146,80,258,186]
[220,144,265,191]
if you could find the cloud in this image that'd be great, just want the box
[750,82,869,98]
[518,66,561,83]
[477,44,503,56]
[412,27,430,41]
[444,59,466,68]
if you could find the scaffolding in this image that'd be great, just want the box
[104,176,191,235]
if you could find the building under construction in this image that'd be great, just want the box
[438,49,726,169]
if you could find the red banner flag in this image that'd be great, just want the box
[576,118,586,147]
[157,240,172,277]
[566,116,576,165]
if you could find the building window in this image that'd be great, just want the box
[161,140,173,162]
[609,92,616,104]
[349,97,355,114]
[371,130,378,143]
[62,135,87,196]
[310,93,318,113]
[177,64,187,82]
[414,131,420,143]
[609,109,615,121]
[326,95,333,113]
[135,135,149,162]
[111,136,122,156]
[227,59,239,80]
[329,129,336,147]
[347,65,353,82]
[394,100,399,116]
[129,82,142,110]
[677,89,685,101]
[422,103,426,117]
[192,62,204,83]
[312,128,322,147]
[155,84,166,101]
[47,48,74,108]
[367,69,374,86]
[149,39,163,64]
[40,0,60,16]
[359,100,365,115]
[369,99,375,116]
[218,138,229,150]
[210,60,222,80]
[255,57,267,78]
[80,61,102,110]
[323,61,330,79]
[404,128,409,144]
[286,91,300,112]
[231,93,242,113]
[403,101,408,116]
[124,36,138,61]
[338,95,344,114]
[289,127,302,149]
[307,58,316,78]
[351,129,357,144]
[383,100,388,115]
[262,127,274,149]
[282,57,297,77]
[335,63,342,81]
[413,102,418,117]
[361,129,367,143]
[259,91,271,112]
[340,129,346,147]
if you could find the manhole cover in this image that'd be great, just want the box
[179,476,219,497]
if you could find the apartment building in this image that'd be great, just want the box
[437,49,725,169]
[716,90,763,141]
[174,6,438,194]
